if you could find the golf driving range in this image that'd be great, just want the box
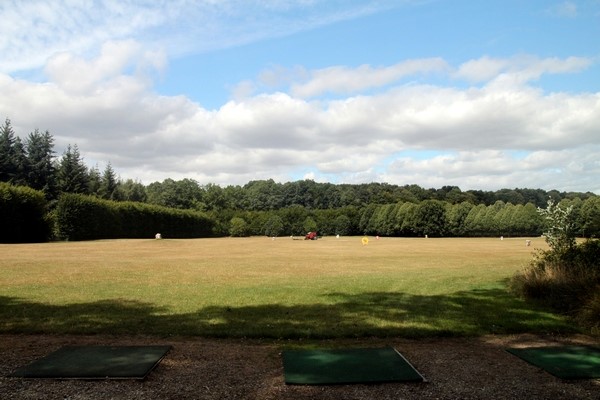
[0,237,575,337]
[1,237,598,398]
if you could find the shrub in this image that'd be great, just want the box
[538,198,576,254]
[511,199,600,332]
[578,290,600,335]
[511,245,600,312]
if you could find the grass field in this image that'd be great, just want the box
[0,236,577,338]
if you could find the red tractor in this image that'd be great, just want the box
[305,231,318,240]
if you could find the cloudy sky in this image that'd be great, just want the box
[1,0,599,193]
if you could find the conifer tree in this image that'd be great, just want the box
[12,137,29,186]
[57,144,89,194]
[87,165,102,196]
[0,118,17,182]
[26,129,56,197]
[99,162,121,200]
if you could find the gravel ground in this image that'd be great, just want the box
[1,333,598,399]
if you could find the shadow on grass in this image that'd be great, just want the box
[0,287,577,338]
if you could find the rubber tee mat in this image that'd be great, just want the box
[11,345,172,380]
[283,346,425,385]
[506,345,600,380]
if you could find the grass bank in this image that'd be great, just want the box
[0,237,576,338]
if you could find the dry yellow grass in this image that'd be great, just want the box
[0,236,545,295]
[0,236,566,337]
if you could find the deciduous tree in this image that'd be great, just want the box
[412,199,447,237]
[229,217,248,237]
[581,197,600,238]
[264,215,284,237]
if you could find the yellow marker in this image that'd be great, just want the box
[362,236,369,245]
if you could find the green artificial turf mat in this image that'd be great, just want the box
[11,345,172,379]
[506,345,600,380]
[283,346,425,385]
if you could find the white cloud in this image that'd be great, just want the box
[0,48,598,193]
[0,0,404,74]
[383,147,600,193]
[0,0,172,72]
[1,0,597,194]
[43,40,166,94]
[288,58,449,97]
[255,55,592,102]
[454,57,510,83]
[454,55,591,85]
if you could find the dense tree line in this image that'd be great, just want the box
[1,118,599,240]
[213,198,600,239]
[142,178,595,214]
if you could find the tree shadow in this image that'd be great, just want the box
[0,287,577,338]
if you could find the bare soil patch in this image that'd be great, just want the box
[1,334,598,400]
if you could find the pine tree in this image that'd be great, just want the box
[0,118,17,182]
[12,137,29,186]
[26,129,56,197]
[99,162,120,200]
[57,144,89,194]
[87,165,102,196]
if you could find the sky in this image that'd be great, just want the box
[1,0,599,193]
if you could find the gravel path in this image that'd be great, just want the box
[1,334,598,399]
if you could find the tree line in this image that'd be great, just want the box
[1,118,599,239]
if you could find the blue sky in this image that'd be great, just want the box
[158,0,600,108]
[1,0,599,193]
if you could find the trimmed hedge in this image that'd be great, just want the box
[56,193,214,241]
[0,182,49,243]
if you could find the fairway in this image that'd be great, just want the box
[0,237,574,338]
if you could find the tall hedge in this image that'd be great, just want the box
[0,182,49,242]
[56,193,214,241]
